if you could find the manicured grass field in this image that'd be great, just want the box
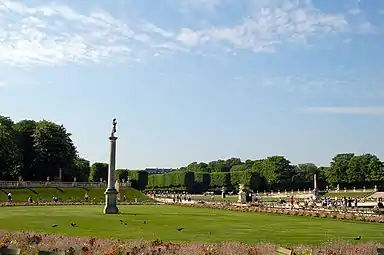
[0,205,383,245]
[0,187,153,202]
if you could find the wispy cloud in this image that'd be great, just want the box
[176,0,350,52]
[0,1,184,66]
[259,74,361,93]
[302,107,384,116]
[0,0,379,67]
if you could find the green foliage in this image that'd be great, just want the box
[115,169,129,181]
[230,170,261,190]
[293,163,319,182]
[128,170,149,190]
[0,115,91,182]
[33,121,78,180]
[194,172,211,193]
[369,156,384,181]
[72,157,91,182]
[210,172,230,188]
[254,156,294,187]
[89,162,108,182]
[0,118,20,180]
[231,164,249,172]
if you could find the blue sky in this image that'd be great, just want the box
[1,0,384,169]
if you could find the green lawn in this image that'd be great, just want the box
[0,187,153,202]
[0,205,383,245]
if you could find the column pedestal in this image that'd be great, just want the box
[104,188,119,214]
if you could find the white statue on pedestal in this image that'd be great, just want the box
[238,184,246,203]
[115,179,120,202]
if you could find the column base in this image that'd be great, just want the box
[104,188,119,214]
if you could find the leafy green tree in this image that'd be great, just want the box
[369,156,384,181]
[33,121,77,180]
[256,156,294,186]
[225,157,242,168]
[293,163,319,182]
[231,164,249,172]
[72,157,91,182]
[327,153,354,185]
[251,159,265,172]
[89,162,108,182]
[346,156,364,182]
[208,160,230,172]
[186,162,209,172]
[115,169,129,181]
[13,120,37,180]
[0,116,21,180]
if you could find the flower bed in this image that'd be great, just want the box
[0,202,162,207]
[173,202,384,223]
[0,232,382,255]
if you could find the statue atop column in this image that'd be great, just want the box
[104,118,119,214]
[110,118,117,138]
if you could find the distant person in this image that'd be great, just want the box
[84,193,89,202]
[7,192,12,202]
[28,197,33,203]
[123,195,127,202]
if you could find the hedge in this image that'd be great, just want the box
[146,171,195,192]
[128,170,148,190]
[115,169,129,181]
[210,172,230,189]
[194,172,210,193]
[230,170,261,191]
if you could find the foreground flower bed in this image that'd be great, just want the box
[175,202,384,223]
[0,231,382,255]
[0,202,160,207]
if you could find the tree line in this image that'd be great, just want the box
[1,115,383,191]
[116,154,384,192]
[0,115,90,181]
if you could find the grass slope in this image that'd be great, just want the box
[0,187,153,202]
[0,205,383,245]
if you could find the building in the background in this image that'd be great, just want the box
[145,168,174,175]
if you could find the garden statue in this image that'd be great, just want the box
[221,186,227,199]
[238,184,246,204]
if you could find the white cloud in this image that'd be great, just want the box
[0,1,184,66]
[176,0,349,52]
[0,81,6,87]
[302,107,384,116]
[0,0,378,67]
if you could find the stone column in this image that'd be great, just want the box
[104,119,119,214]
[312,174,320,199]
